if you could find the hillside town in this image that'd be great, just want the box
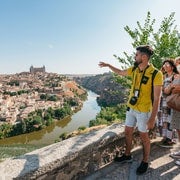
[0,66,86,125]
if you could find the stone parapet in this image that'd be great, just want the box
[0,124,155,180]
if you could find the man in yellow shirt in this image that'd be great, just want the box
[99,45,163,175]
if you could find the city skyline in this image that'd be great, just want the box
[0,0,180,75]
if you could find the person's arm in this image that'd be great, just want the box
[163,84,174,95]
[147,85,162,130]
[99,61,128,76]
[172,85,180,94]
[164,74,180,94]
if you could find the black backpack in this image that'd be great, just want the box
[151,69,158,105]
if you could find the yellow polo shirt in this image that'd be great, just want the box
[127,64,163,112]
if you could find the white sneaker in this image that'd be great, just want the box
[175,159,180,166]
[169,151,180,159]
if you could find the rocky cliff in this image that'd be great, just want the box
[74,73,128,106]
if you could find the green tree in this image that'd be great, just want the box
[32,116,42,125]
[114,11,180,91]
[40,94,47,100]
[152,12,180,68]
[122,12,179,68]
[36,109,43,117]
[66,98,78,106]
[0,123,12,139]
[48,95,57,101]
[54,108,66,119]
[47,107,55,117]
[44,112,53,126]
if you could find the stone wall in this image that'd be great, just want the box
[0,124,156,180]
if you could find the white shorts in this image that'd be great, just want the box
[125,107,151,133]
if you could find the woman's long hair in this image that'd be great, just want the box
[162,59,179,74]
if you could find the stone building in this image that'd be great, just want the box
[30,65,46,74]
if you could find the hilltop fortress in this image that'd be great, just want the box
[30,65,46,74]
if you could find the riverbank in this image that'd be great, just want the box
[0,91,101,145]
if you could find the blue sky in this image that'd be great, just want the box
[0,0,179,74]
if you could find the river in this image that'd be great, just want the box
[0,91,101,145]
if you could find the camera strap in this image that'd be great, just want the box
[132,65,149,97]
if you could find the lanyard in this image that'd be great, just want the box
[132,65,149,95]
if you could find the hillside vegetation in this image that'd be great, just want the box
[74,72,128,107]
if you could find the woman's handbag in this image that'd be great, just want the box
[166,93,180,111]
